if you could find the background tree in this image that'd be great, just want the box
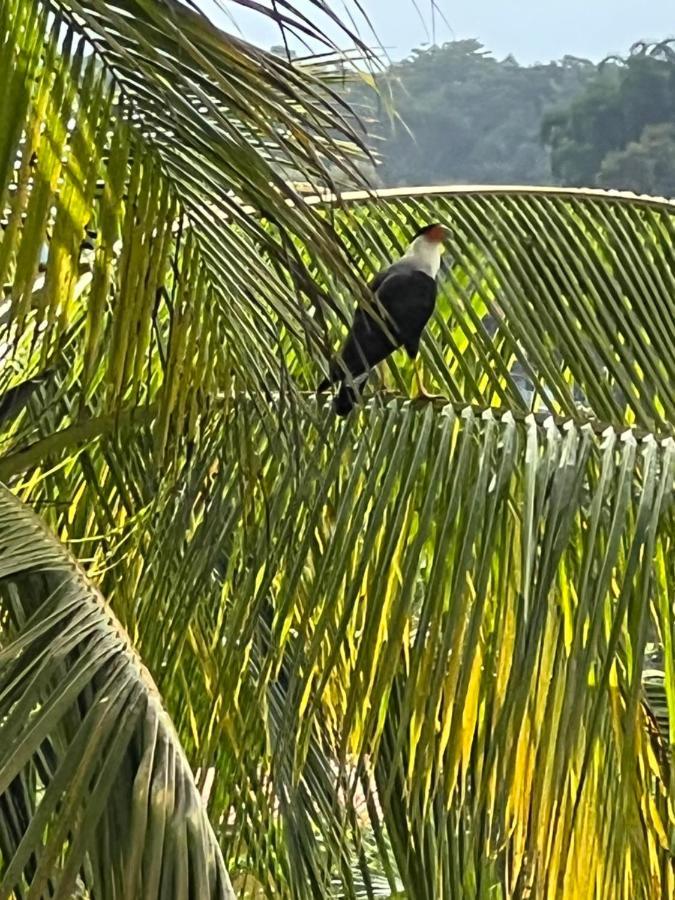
[543,43,675,192]
[341,38,675,198]
[345,41,594,187]
[597,123,675,196]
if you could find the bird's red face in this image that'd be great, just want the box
[422,224,449,245]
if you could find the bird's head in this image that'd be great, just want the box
[412,223,450,246]
[404,223,450,277]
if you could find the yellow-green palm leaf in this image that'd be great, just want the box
[0,484,236,899]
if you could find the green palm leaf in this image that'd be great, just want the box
[303,186,675,434]
[0,0,371,465]
[16,397,672,897]
[0,483,236,898]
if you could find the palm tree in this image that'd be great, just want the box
[0,1,674,898]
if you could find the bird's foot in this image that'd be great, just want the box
[412,363,444,402]
[412,387,445,402]
[412,372,444,402]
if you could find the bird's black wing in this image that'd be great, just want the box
[376,268,437,359]
[329,304,396,383]
[368,259,413,294]
[318,265,437,392]
[368,268,389,293]
[320,263,399,386]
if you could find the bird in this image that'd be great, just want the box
[317,223,449,415]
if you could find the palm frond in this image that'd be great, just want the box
[0,0,372,467]
[0,484,235,898]
[16,395,673,898]
[301,186,675,435]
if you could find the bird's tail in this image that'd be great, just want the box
[333,381,357,416]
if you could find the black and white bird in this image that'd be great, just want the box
[317,223,449,415]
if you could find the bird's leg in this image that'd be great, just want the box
[413,358,443,401]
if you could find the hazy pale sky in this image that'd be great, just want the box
[201,1,673,63]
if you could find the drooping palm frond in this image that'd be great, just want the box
[0,483,237,899]
[9,396,672,898]
[0,1,389,896]
[0,0,375,469]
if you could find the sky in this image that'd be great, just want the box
[200,0,674,64]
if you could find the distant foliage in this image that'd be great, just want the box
[598,123,675,197]
[542,43,675,195]
[345,40,595,188]
[339,39,675,198]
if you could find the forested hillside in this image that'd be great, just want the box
[543,42,675,196]
[339,39,675,196]
[354,40,594,186]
